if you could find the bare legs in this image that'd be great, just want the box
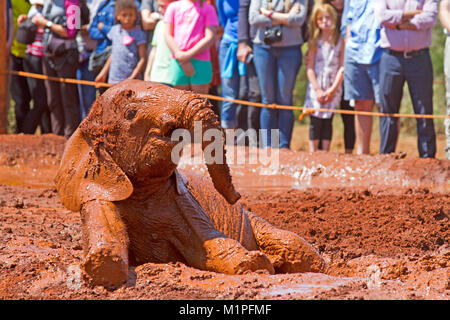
[309,139,331,152]
[354,99,374,155]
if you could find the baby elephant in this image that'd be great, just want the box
[55,80,326,287]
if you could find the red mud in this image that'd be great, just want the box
[0,134,448,300]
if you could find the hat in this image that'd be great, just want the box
[30,0,45,5]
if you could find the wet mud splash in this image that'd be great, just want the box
[0,134,448,299]
[178,146,449,194]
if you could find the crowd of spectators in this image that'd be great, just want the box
[4,0,450,159]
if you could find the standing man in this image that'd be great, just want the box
[10,0,32,133]
[343,0,382,155]
[440,0,450,160]
[375,0,438,158]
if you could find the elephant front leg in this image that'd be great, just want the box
[79,200,129,287]
[247,211,327,274]
[174,189,274,275]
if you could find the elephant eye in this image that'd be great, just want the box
[162,122,177,137]
[125,109,137,120]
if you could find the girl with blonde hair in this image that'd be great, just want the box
[303,3,344,152]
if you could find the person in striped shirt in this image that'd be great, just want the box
[16,0,51,134]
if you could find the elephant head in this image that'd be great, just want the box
[55,80,241,211]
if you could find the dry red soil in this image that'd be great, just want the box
[0,134,448,300]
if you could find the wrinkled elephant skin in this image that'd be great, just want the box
[55,80,326,287]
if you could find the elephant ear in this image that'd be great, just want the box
[55,128,133,212]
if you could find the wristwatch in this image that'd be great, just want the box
[46,20,53,29]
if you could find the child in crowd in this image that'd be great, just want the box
[144,0,173,85]
[95,0,147,85]
[164,0,219,94]
[322,0,355,154]
[304,3,344,152]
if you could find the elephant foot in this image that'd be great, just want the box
[262,234,327,274]
[203,238,275,275]
[81,248,129,288]
[247,212,327,274]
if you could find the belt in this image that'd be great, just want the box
[386,48,429,59]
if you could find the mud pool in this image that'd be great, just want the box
[0,134,448,299]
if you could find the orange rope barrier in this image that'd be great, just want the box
[6,70,112,88]
[4,69,450,120]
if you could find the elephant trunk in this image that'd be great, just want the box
[182,96,241,205]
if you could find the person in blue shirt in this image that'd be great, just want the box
[217,0,246,132]
[89,0,115,93]
[76,0,102,121]
[343,0,382,155]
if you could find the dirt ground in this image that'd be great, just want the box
[0,134,448,300]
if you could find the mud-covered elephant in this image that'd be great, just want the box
[55,80,326,287]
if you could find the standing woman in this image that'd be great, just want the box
[18,0,51,134]
[32,0,81,138]
[249,0,308,149]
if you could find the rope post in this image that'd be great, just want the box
[0,0,8,134]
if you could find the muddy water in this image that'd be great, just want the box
[0,134,64,188]
[178,145,450,193]
[1,137,448,194]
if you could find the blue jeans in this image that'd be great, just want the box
[77,58,97,120]
[379,49,436,158]
[253,44,302,149]
[218,39,240,128]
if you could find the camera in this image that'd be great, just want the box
[263,26,282,45]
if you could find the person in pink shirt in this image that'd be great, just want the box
[164,0,218,93]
